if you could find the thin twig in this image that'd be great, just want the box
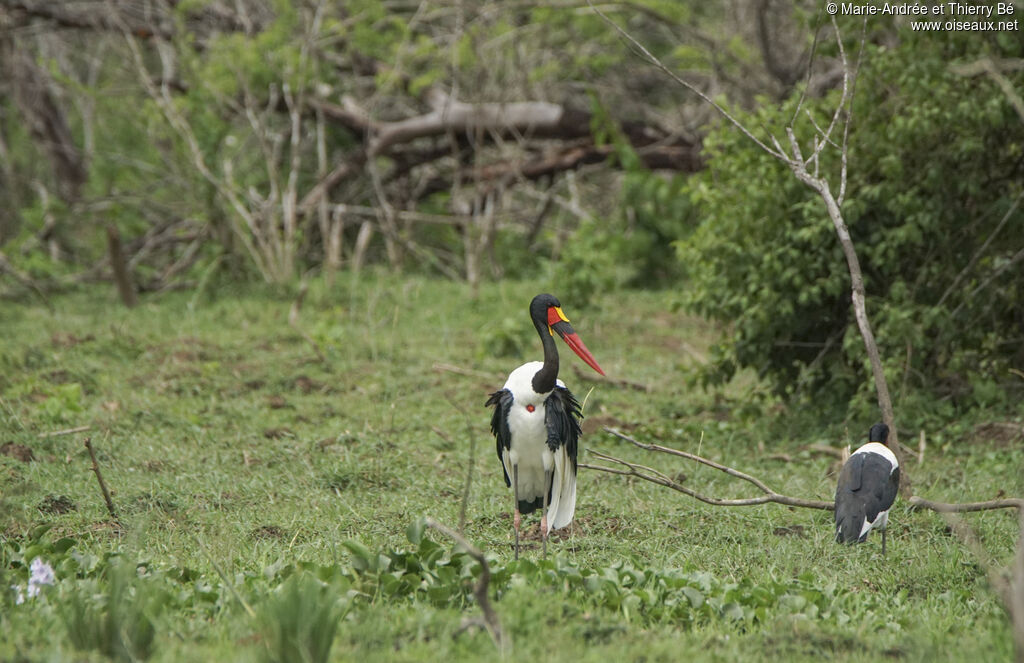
[84,437,120,523]
[38,425,91,438]
[586,0,787,161]
[424,518,504,650]
[440,395,479,534]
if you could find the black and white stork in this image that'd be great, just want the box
[486,293,604,558]
[834,423,900,554]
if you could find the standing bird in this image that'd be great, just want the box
[834,423,900,554]
[486,294,605,559]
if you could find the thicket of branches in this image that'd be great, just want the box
[0,0,816,292]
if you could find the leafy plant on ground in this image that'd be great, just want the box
[60,558,169,662]
[257,570,350,663]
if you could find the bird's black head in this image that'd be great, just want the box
[868,422,889,443]
[529,293,561,325]
[527,293,604,377]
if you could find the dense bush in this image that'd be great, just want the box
[676,31,1024,423]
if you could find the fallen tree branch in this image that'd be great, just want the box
[587,428,834,510]
[599,428,1024,516]
[424,517,504,650]
[908,496,1024,513]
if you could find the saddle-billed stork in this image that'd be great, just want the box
[486,294,604,558]
[834,423,900,554]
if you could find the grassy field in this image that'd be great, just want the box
[1,273,1021,662]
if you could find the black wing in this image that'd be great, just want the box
[834,453,866,543]
[485,389,513,486]
[834,453,898,543]
[864,462,899,524]
[543,386,583,473]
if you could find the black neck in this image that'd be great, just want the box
[531,312,559,393]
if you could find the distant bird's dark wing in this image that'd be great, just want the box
[486,388,513,486]
[835,452,898,543]
[834,453,867,543]
[862,457,899,524]
[543,386,582,473]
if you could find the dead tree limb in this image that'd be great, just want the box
[586,428,834,510]
[909,496,1024,513]
[595,428,1024,515]
[424,517,504,650]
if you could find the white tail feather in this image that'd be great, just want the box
[546,445,577,532]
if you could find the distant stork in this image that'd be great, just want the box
[486,294,605,558]
[834,423,900,554]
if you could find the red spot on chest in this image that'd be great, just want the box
[526,404,536,413]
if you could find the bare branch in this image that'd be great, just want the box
[84,437,120,525]
[587,0,786,161]
[908,496,1024,513]
[424,518,504,650]
[590,429,834,511]
[37,425,91,438]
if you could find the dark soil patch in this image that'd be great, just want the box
[38,494,76,515]
[772,524,806,537]
[1,442,35,462]
[251,524,287,540]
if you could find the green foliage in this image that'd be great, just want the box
[557,171,696,308]
[0,279,1020,661]
[257,571,348,663]
[60,559,168,662]
[345,528,864,630]
[677,32,1024,423]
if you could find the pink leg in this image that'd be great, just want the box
[512,465,521,560]
[541,469,551,558]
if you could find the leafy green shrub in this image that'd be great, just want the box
[555,129,697,309]
[257,571,349,663]
[61,558,168,662]
[677,31,1024,424]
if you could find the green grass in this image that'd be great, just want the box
[1,272,1021,661]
